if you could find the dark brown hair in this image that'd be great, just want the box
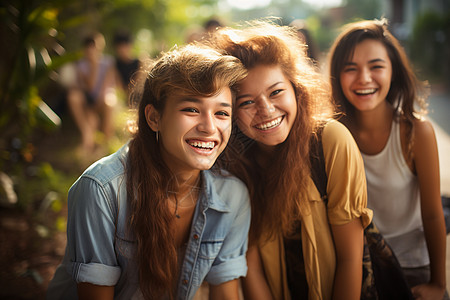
[126,44,246,299]
[207,20,335,242]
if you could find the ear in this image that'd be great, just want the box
[144,104,160,132]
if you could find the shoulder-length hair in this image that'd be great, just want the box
[328,18,429,155]
[207,20,335,241]
[126,44,246,299]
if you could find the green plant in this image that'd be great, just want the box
[410,10,450,83]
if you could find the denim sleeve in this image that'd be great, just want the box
[205,183,251,285]
[65,176,121,286]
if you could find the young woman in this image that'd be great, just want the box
[328,19,447,299]
[67,32,116,154]
[46,44,250,300]
[207,21,372,300]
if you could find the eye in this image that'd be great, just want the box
[238,100,254,108]
[270,89,283,97]
[371,65,384,70]
[216,110,230,117]
[181,107,199,113]
[342,66,357,72]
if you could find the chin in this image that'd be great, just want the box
[262,135,289,146]
[192,158,217,170]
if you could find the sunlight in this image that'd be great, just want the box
[302,0,342,8]
[226,0,272,10]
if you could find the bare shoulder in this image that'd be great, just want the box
[413,118,437,144]
[411,118,438,164]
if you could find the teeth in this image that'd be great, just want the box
[355,88,376,95]
[189,141,215,149]
[255,117,282,130]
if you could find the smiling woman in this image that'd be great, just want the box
[46,44,250,300]
[235,64,297,147]
[206,20,372,300]
[145,87,233,173]
[328,18,448,299]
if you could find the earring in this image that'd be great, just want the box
[156,131,159,142]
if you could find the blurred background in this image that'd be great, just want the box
[0,0,449,298]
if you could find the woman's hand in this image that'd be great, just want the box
[411,282,445,300]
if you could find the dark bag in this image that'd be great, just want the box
[442,196,450,234]
[309,125,414,300]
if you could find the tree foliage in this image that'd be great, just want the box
[410,10,450,83]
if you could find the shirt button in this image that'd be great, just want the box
[193,234,199,240]
[183,279,188,285]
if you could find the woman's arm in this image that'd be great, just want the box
[209,279,240,300]
[411,120,446,299]
[322,121,369,300]
[241,246,273,300]
[77,282,114,300]
[330,218,364,300]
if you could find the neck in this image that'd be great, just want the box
[254,142,277,168]
[169,172,202,219]
[173,171,201,195]
[351,101,394,132]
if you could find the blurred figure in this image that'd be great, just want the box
[289,19,319,64]
[185,18,224,44]
[67,32,117,154]
[113,31,140,95]
[328,18,448,300]
[204,18,223,34]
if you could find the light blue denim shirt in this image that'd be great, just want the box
[46,144,250,299]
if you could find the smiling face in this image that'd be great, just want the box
[235,64,297,148]
[339,39,393,113]
[146,87,233,175]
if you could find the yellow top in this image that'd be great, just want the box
[258,120,373,300]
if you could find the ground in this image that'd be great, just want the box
[0,207,66,299]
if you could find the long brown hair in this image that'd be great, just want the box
[126,44,246,299]
[207,20,335,242]
[328,18,429,156]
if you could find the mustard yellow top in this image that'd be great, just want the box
[258,120,373,300]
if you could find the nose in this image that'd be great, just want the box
[256,95,275,117]
[358,67,372,84]
[197,112,217,134]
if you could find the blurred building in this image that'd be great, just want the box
[382,0,449,40]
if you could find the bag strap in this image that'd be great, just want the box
[309,125,415,300]
[309,124,328,204]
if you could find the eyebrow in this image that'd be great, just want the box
[344,58,387,65]
[236,81,284,101]
[179,97,231,108]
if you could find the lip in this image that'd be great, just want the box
[186,138,219,155]
[253,116,284,131]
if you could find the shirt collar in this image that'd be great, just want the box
[199,170,231,213]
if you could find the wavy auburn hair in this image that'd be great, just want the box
[328,18,429,156]
[126,44,246,299]
[206,20,335,241]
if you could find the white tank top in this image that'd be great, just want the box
[361,120,429,268]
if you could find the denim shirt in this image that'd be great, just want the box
[46,144,251,300]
